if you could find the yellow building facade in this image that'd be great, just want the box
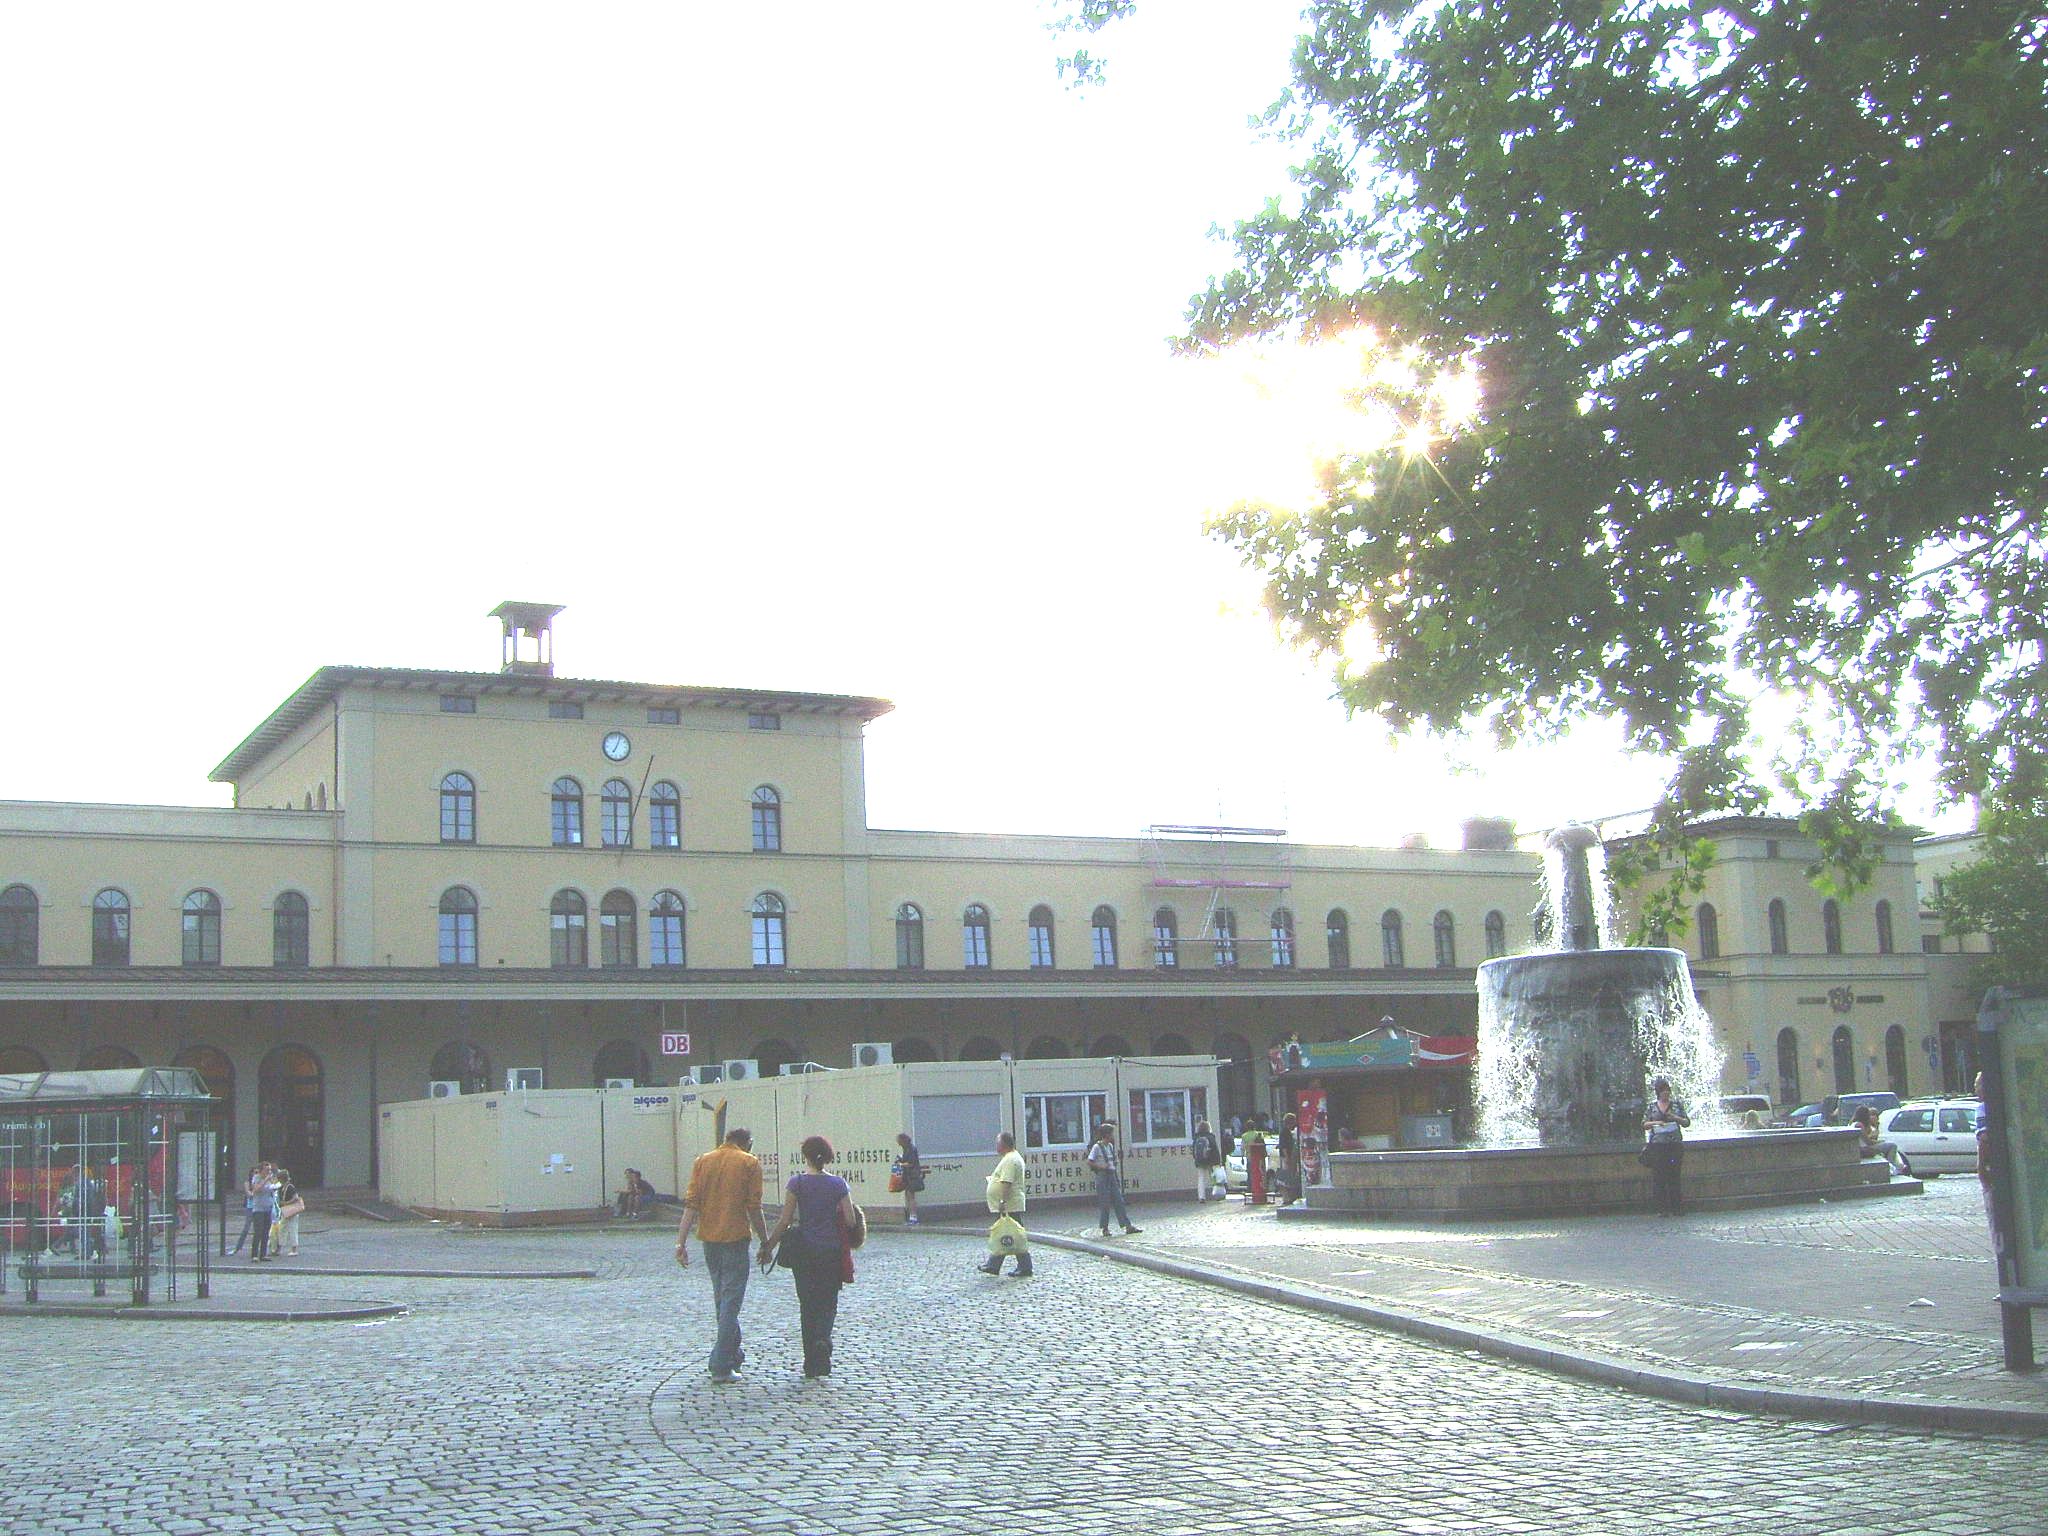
[0,605,1992,1188]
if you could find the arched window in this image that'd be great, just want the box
[594,1039,651,1087]
[1831,1025,1855,1093]
[962,903,992,968]
[1027,905,1055,968]
[1484,910,1506,959]
[1212,908,1238,969]
[958,1037,1003,1061]
[550,889,589,968]
[600,779,634,849]
[436,888,478,967]
[1381,910,1405,968]
[1091,906,1118,968]
[439,772,476,843]
[751,892,787,968]
[1270,908,1296,968]
[1153,907,1179,968]
[1875,899,1895,955]
[1776,1027,1801,1106]
[599,890,637,968]
[1326,909,1350,969]
[1433,910,1456,968]
[181,890,222,967]
[0,1045,49,1073]
[1154,1033,1193,1055]
[1696,903,1720,960]
[1822,899,1843,955]
[1885,1024,1908,1097]
[649,890,686,967]
[751,1039,801,1077]
[649,781,682,849]
[551,777,584,847]
[894,903,925,969]
[92,888,131,967]
[430,1041,492,1096]
[1090,1034,1132,1058]
[1023,1036,1067,1059]
[1767,899,1789,955]
[751,786,782,852]
[0,885,37,966]
[81,1043,140,1071]
[272,892,310,968]
[893,1038,941,1063]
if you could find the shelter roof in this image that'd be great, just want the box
[0,1067,215,1104]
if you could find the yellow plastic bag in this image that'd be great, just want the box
[987,1215,1028,1257]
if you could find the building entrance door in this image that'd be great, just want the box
[259,1046,324,1187]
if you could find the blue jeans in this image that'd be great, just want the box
[1094,1171,1132,1231]
[702,1239,751,1376]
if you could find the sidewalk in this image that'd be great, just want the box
[1018,1172,2048,1436]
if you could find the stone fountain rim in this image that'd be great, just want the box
[1327,1127,1858,1163]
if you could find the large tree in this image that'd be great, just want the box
[1934,782,2048,991]
[1067,2,2046,868]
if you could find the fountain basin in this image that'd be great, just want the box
[1289,1128,1918,1221]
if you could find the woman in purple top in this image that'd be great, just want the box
[761,1134,862,1379]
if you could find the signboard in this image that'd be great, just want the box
[1985,992,2048,1293]
[628,1091,676,1115]
[659,1032,692,1057]
[177,1131,217,1201]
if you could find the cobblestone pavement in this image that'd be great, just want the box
[1088,1174,2048,1417]
[6,1223,2048,1536]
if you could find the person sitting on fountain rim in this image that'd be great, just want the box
[1641,1077,1691,1218]
[1851,1105,1913,1177]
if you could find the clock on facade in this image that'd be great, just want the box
[602,731,631,762]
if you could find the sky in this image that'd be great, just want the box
[0,4,1959,849]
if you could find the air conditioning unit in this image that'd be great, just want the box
[689,1064,725,1086]
[427,1080,461,1100]
[721,1059,760,1083]
[778,1062,826,1076]
[852,1042,894,1068]
[602,1077,635,1092]
[507,1068,544,1092]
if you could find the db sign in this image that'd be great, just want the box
[660,1032,692,1057]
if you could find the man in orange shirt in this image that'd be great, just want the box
[676,1127,769,1384]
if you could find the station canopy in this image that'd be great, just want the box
[0,1068,216,1105]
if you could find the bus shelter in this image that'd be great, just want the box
[0,1068,218,1305]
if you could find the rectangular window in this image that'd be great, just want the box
[440,695,476,714]
[1027,924,1053,968]
[649,800,680,849]
[752,914,786,968]
[1127,1087,1205,1145]
[1921,934,1942,954]
[1213,910,1237,969]
[439,911,477,967]
[647,706,680,725]
[896,918,925,970]
[910,1093,1003,1156]
[1022,1092,1108,1150]
[748,712,781,731]
[963,923,990,968]
[273,908,310,968]
[1091,923,1116,968]
[548,700,584,720]
[752,802,782,852]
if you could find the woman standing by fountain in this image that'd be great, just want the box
[1641,1077,1691,1216]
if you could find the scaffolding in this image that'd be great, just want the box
[1142,825,1294,964]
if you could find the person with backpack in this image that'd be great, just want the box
[1190,1119,1225,1201]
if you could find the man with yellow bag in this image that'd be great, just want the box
[975,1130,1031,1278]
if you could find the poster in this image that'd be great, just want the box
[1296,1087,1329,1190]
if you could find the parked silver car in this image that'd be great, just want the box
[1878,1100,1982,1176]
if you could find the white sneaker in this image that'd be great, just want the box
[906,1216,919,1225]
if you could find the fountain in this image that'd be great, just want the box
[1295,825,1914,1219]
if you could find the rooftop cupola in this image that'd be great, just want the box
[489,601,565,677]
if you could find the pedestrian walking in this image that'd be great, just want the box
[1641,1076,1691,1217]
[892,1131,924,1225]
[761,1135,865,1379]
[1085,1120,1141,1236]
[675,1127,769,1385]
[1190,1119,1225,1201]
[975,1130,1031,1277]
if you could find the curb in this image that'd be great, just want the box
[210,1265,597,1281]
[922,1223,2048,1439]
[2,1297,409,1323]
